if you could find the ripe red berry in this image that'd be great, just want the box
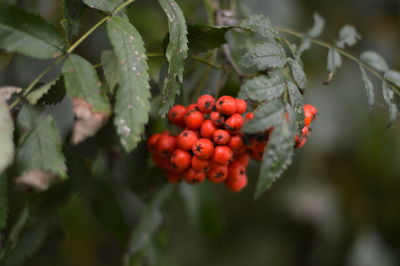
[200,119,217,138]
[212,129,230,145]
[184,110,204,129]
[247,139,266,161]
[235,99,247,114]
[191,156,209,172]
[156,134,177,157]
[228,135,243,150]
[304,104,317,116]
[216,96,237,115]
[147,133,161,153]
[197,94,215,114]
[304,110,313,127]
[245,112,254,121]
[211,145,233,165]
[168,105,186,126]
[166,171,182,183]
[170,149,191,172]
[184,168,206,184]
[301,126,310,136]
[225,174,247,192]
[192,138,214,159]
[177,130,198,151]
[210,111,225,126]
[186,104,199,112]
[295,136,307,148]
[207,164,228,183]
[235,153,250,167]
[225,114,244,132]
[227,161,246,179]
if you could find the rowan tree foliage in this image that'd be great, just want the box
[0,0,399,265]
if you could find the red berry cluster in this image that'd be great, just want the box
[295,104,318,148]
[147,95,249,192]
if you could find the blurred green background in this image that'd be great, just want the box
[1,0,400,265]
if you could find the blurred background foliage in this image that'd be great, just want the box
[1,0,400,265]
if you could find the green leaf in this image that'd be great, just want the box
[27,77,60,105]
[286,81,305,135]
[359,65,374,109]
[384,70,400,88]
[327,47,342,73]
[124,185,172,261]
[239,72,285,102]
[240,14,277,40]
[336,25,361,48]
[0,2,65,59]
[83,0,123,12]
[63,54,111,115]
[254,105,296,199]
[61,0,85,42]
[101,50,120,94]
[187,24,231,53]
[240,43,287,70]
[382,80,398,124]
[0,173,8,230]
[360,51,389,73]
[16,105,66,178]
[0,99,14,175]
[107,16,151,152]
[308,13,325,38]
[287,58,307,89]
[243,99,285,134]
[158,0,188,116]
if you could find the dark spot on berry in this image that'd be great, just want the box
[212,106,217,112]
[218,100,224,106]
[195,145,202,152]
[183,132,189,137]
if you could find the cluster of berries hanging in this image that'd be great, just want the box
[147,94,318,192]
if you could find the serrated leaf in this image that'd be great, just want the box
[360,51,389,73]
[359,66,374,109]
[16,105,66,178]
[101,50,120,94]
[382,81,398,124]
[327,47,342,73]
[61,0,85,42]
[0,98,14,175]
[243,99,285,133]
[187,24,231,53]
[63,54,111,115]
[286,81,304,135]
[107,15,151,152]
[27,77,59,105]
[158,0,188,116]
[336,25,361,48]
[124,185,172,259]
[308,13,325,38]
[0,2,65,59]
[83,0,123,12]
[0,173,8,230]
[240,14,277,40]
[254,105,296,199]
[287,58,307,89]
[240,43,287,70]
[239,72,285,102]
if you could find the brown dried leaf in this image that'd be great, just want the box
[0,86,22,102]
[15,169,56,191]
[72,98,108,144]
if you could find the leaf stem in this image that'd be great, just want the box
[276,26,400,94]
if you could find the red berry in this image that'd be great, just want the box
[304,110,313,127]
[216,96,237,115]
[227,161,246,179]
[192,138,214,159]
[166,171,182,183]
[184,110,204,129]
[152,155,172,170]
[304,104,317,116]
[147,133,161,153]
[301,126,310,136]
[212,129,230,145]
[235,153,250,167]
[184,168,206,184]
[197,94,215,114]
[207,164,228,183]
[295,136,307,148]
[247,139,266,161]
[156,134,177,157]
[210,111,225,126]
[228,135,243,150]
[225,174,247,192]
[211,145,233,165]
[191,156,210,172]
[225,114,244,132]
[170,149,191,172]
[186,104,199,112]
[200,119,217,138]
[245,112,254,121]
[235,99,247,114]
[177,130,198,151]
[168,105,186,126]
